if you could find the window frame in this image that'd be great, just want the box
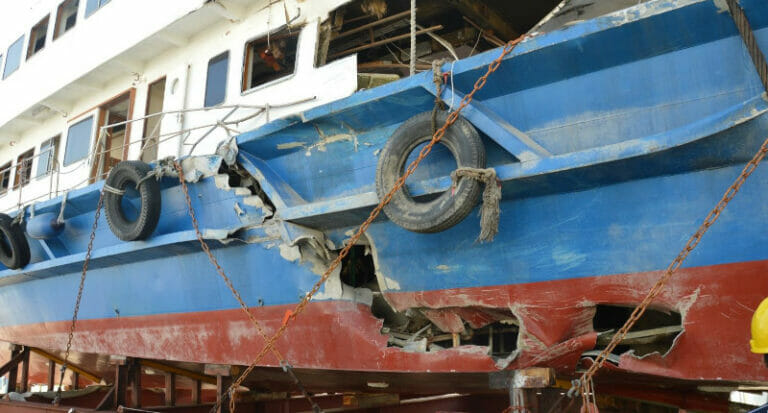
[240,26,302,94]
[204,51,230,107]
[14,148,35,189]
[3,35,25,80]
[0,162,11,197]
[27,15,50,60]
[54,0,79,41]
[85,0,111,18]
[36,135,60,178]
[63,114,96,167]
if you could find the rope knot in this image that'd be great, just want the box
[450,167,501,242]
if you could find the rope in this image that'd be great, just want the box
[12,206,25,225]
[410,0,416,75]
[57,192,68,224]
[431,59,448,133]
[102,185,125,196]
[451,167,501,242]
[726,0,768,92]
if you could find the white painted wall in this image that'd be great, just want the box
[0,0,358,212]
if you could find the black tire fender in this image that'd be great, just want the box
[0,213,30,269]
[104,161,162,241]
[375,111,486,233]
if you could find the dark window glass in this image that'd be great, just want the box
[0,163,11,195]
[14,149,34,189]
[54,0,79,40]
[63,116,94,166]
[28,15,50,59]
[242,28,299,91]
[85,0,110,18]
[37,136,60,177]
[205,51,229,107]
[3,36,25,79]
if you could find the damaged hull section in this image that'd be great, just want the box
[0,0,768,400]
[0,260,764,390]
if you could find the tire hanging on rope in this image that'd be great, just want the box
[104,161,162,241]
[375,111,486,233]
[0,213,30,269]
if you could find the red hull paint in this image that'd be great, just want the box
[1,260,767,388]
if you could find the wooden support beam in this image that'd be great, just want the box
[19,348,29,393]
[6,347,20,393]
[73,372,80,390]
[30,348,103,384]
[140,360,217,385]
[333,10,414,40]
[130,359,142,408]
[164,373,176,406]
[47,360,55,391]
[329,25,443,59]
[114,363,129,408]
[449,0,519,42]
[0,348,25,377]
[217,375,233,413]
[191,380,201,405]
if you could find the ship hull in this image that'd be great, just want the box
[0,0,768,397]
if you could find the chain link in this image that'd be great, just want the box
[577,136,768,408]
[172,162,326,413]
[55,190,105,404]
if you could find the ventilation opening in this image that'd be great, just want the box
[592,304,683,357]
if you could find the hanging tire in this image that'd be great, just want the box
[0,213,30,269]
[104,161,161,241]
[375,111,486,233]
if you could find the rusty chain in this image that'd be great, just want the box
[172,161,325,413]
[55,190,105,404]
[197,34,527,413]
[576,135,768,409]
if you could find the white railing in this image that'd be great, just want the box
[1,97,316,213]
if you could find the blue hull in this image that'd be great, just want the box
[1,0,768,388]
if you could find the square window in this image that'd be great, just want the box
[242,28,299,91]
[204,51,229,107]
[37,136,60,177]
[3,36,25,79]
[85,0,110,18]
[14,149,35,189]
[63,116,94,166]
[54,0,79,40]
[0,163,11,195]
[27,15,50,59]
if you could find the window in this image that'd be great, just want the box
[14,149,34,189]
[54,0,79,40]
[27,15,50,59]
[142,78,165,162]
[3,36,24,79]
[0,163,10,196]
[204,51,229,107]
[242,28,299,91]
[63,116,94,166]
[85,0,110,18]
[37,136,60,177]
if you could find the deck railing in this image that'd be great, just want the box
[1,97,315,213]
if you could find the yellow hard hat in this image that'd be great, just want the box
[751,298,768,354]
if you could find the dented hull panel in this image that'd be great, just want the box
[0,261,766,389]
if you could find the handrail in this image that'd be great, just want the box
[0,97,316,214]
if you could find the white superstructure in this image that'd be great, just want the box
[0,0,358,212]
[0,0,580,213]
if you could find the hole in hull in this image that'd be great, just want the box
[592,304,683,357]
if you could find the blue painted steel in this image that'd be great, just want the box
[26,213,64,240]
[0,0,767,332]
